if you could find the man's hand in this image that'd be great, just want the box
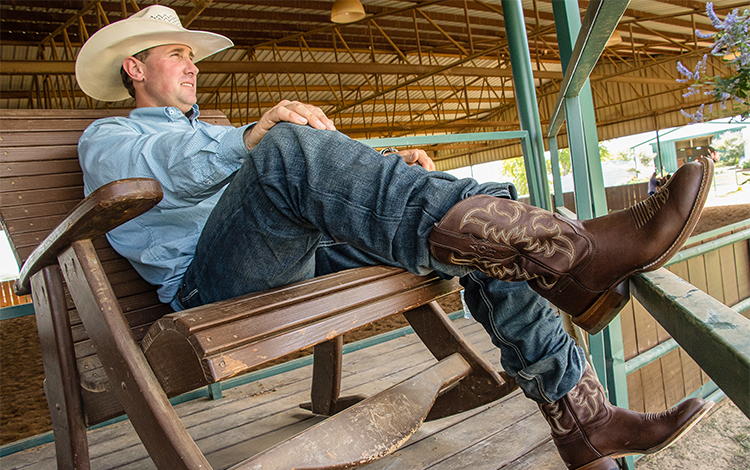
[392,149,436,171]
[243,100,336,151]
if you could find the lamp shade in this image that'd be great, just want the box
[331,0,366,24]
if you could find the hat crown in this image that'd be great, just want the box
[130,5,182,27]
[75,4,233,102]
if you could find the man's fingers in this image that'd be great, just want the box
[261,100,336,130]
[244,100,337,151]
[397,149,435,171]
[284,101,336,130]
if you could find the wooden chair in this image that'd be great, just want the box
[0,109,517,469]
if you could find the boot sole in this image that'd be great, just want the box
[611,400,715,459]
[573,157,713,335]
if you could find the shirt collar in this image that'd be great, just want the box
[129,104,201,124]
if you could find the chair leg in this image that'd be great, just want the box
[310,336,342,415]
[31,267,90,469]
[301,336,367,415]
[404,301,517,420]
[59,241,211,470]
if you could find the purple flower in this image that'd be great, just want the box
[677,3,750,122]
[707,3,722,28]
[677,61,694,79]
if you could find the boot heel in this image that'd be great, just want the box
[573,281,630,334]
[577,458,619,470]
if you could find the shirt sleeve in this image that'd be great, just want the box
[78,116,250,205]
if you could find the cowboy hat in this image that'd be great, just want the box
[75,5,233,102]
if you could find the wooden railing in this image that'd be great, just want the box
[0,280,30,308]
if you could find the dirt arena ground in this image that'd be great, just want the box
[1,203,749,455]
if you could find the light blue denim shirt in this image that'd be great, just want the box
[78,104,251,303]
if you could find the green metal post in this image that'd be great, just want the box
[551,2,632,467]
[501,0,550,210]
[551,0,608,219]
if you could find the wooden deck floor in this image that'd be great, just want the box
[1,317,566,470]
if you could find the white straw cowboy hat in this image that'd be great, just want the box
[75,5,233,102]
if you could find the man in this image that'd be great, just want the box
[648,171,660,196]
[75,6,714,470]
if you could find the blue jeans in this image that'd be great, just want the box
[173,123,584,402]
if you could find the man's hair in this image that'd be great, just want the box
[120,49,152,99]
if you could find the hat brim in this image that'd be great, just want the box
[76,18,233,102]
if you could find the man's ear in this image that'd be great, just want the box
[122,56,144,81]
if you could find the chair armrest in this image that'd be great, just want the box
[15,178,162,295]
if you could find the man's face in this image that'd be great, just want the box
[134,44,198,113]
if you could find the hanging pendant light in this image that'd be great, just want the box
[331,0,366,24]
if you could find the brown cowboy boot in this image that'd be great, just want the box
[539,365,714,470]
[428,157,713,334]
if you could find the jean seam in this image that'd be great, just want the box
[470,272,529,369]
[471,271,552,403]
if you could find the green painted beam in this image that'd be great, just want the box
[631,269,750,418]
[357,130,529,148]
[501,0,550,210]
[624,339,679,375]
[666,228,750,266]
[551,0,611,219]
[547,0,630,138]
[0,302,34,321]
[678,218,750,246]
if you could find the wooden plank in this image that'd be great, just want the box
[0,199,80,223]
[0,186,84,208]
[735,240,750,301]
[0,172,83,192]
[2,159,82,177]
[193,271,448,355]
[503,440,567,470]
[0,116,126,131]
[427,414,553,470]
[202,280,458,382]
[633,298,658,354]
[686,256,712,385]
[660,349,686,408]
[0,144,79,162]
[169,266,404,334]
[667,261,689,282]
[718,244,740,307]
[0,109,131,122]
[620,300,637,361]
[169,323,499,464]
[0,130,85,147]
[640,361,666,413]
[627,369,645,413]
[620,299,646,413]
[703,248,725,303]
[2,214,66,236]
[679,349,704,395]
[686,256,709,294]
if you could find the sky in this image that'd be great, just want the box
[2,117,748,281]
